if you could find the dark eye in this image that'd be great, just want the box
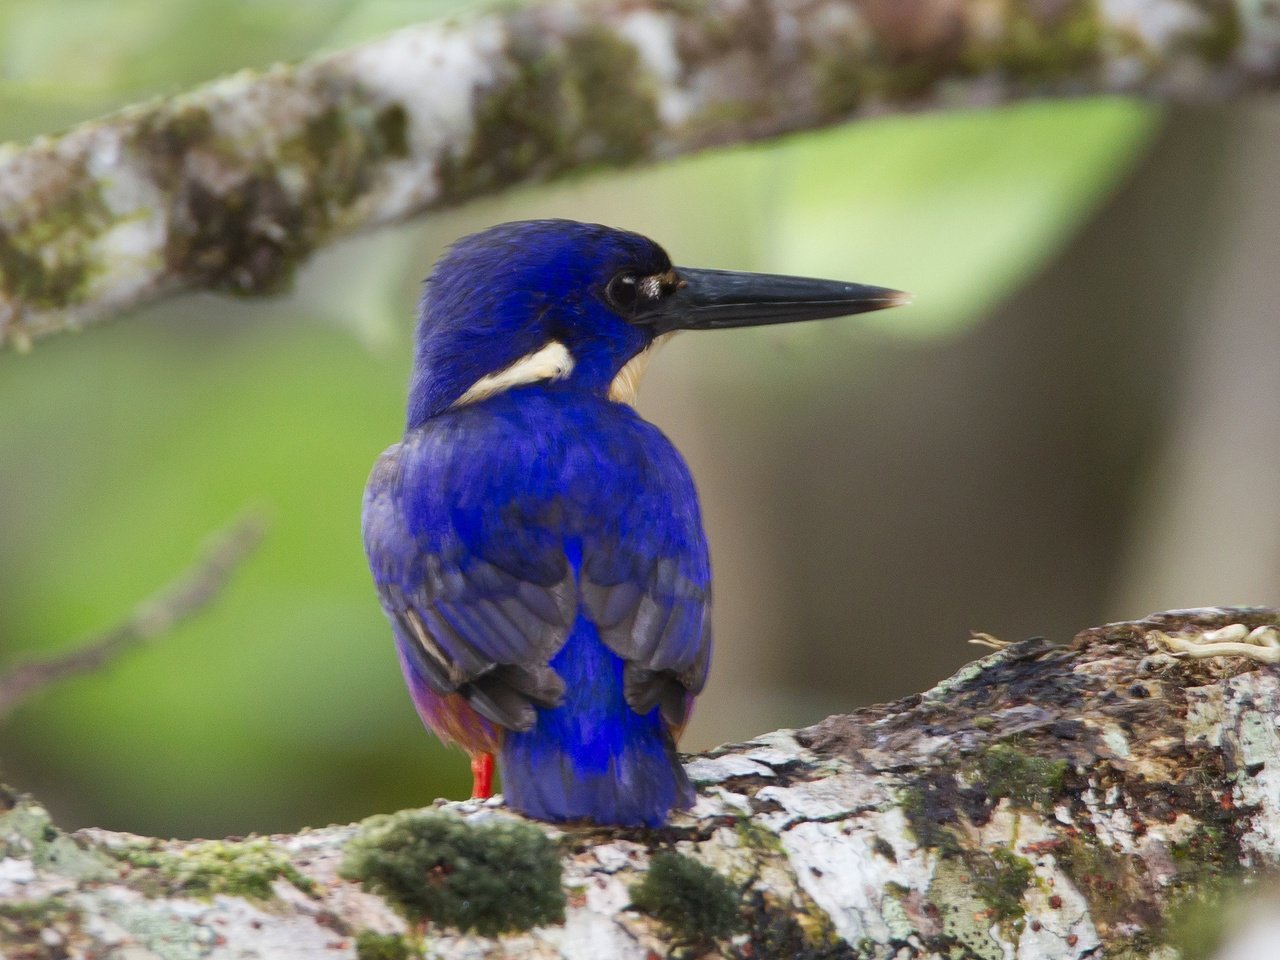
[606,268,682,321]
[605,271,641,315]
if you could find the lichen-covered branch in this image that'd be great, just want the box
[2,0,1278,349]
[4,607,1280,959]
[0,513,264,718]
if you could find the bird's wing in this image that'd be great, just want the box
[363,399,711,734]
[362,432,577,733]
[578,416,711,732]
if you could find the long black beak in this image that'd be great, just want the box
[654,267,910,333]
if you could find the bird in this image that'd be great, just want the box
[362,219,907,827]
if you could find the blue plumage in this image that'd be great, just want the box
[363,219,905,826]
[405,221,661,427]
[366,379,709,824]
[504,612,694,827]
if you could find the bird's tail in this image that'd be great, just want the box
[500,612,694,827]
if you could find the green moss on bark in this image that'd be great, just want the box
[1183,4,1243,65]
[130,82,412,298]
[974,743,1068,811]
[967,846,1035,924]
[439,23,658,199]
[738,887,856,960]
[113,837,315,900]
[961,0,1102,82]
[341,810,565,936]
[629,851,742,947]
[0,171,107,313]
[355,930,415,960]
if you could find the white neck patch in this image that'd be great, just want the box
[609,333,674,406]
[452,340,575,408]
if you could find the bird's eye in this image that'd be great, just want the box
[605,272,641,315]
[605,268,682,321]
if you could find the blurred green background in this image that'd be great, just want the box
[3,1,1275,840]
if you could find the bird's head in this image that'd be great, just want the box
[406,219,908,427]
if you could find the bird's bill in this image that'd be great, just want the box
[657,266,910,332]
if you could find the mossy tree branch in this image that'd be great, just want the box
[1,0,1278,349]
[4,607,1280,958]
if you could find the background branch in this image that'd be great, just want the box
[0,512,265,719]
[3,607,1280,958]
[1,0,1277,349]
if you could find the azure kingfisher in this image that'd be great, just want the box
[362,219,906,827]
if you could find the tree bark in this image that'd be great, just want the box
[1,0,1278,350]
[3,606,1279,959]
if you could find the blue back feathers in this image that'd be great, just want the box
[504,613,694,827]
[364,220,710,826]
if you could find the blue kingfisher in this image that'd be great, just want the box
[362,219,907,826]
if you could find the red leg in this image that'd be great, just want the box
[470,752,495,799]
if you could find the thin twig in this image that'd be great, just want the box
[0,512,267,718]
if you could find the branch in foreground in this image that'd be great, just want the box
[0,512,265,719]
[3,606,1280,958]
[2,0,1278,348]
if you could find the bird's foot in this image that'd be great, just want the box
[470,752,495,799]
[1150,623,1280,664]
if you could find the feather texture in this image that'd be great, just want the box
[365,218,903,825]
[363,383,710,824]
